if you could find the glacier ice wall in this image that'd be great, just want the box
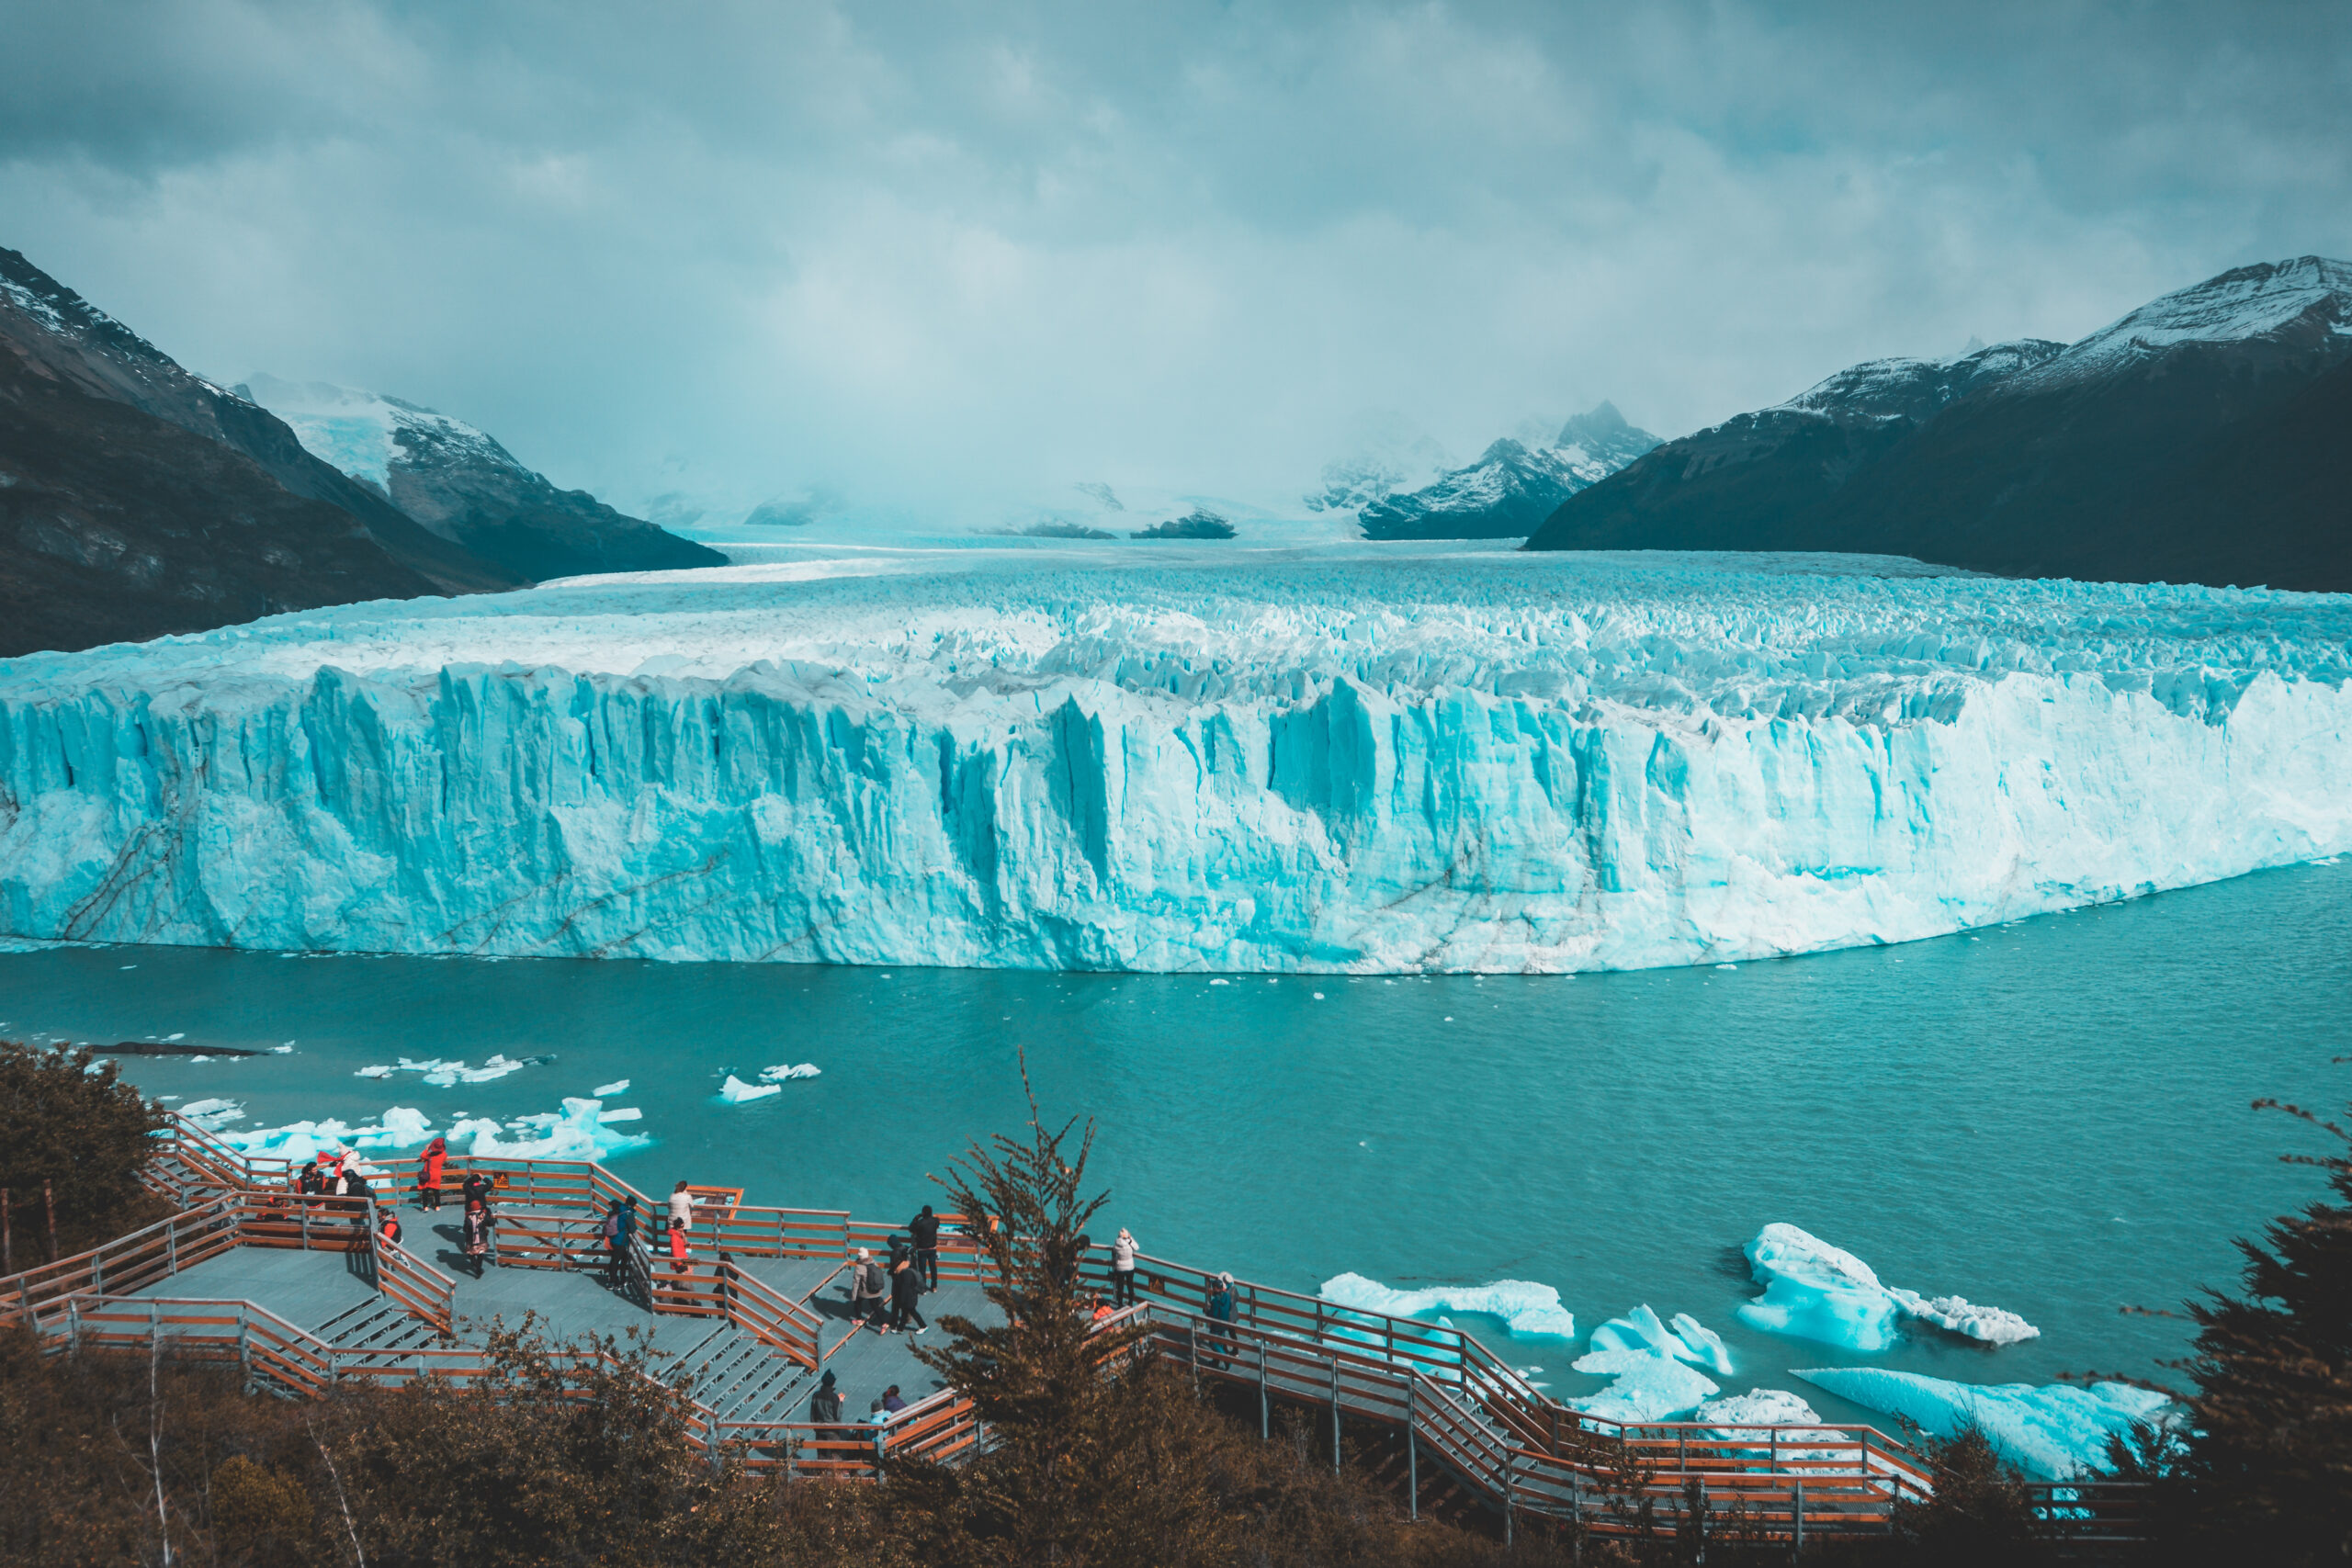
[3,545,2350,973]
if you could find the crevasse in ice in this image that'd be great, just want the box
[5,544,2350,973]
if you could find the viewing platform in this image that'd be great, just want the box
[4,1114,2150,1548]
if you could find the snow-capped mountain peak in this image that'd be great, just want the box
[2022,254,2352,387]
[241,374,518,498]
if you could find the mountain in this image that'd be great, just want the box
[1356,402,1661,540]
[242,376,725,582]
[0,249,514,601]
[1527,257,2352,592]
[0,248,524,658]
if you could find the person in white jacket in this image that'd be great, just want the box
[1111,1227,1138,1308]
[666,1181,695,1270]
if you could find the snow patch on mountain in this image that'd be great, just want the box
[2023,255,2352,387]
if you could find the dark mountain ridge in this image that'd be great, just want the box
[1356,400,1661,540]
[1527,257,2352,592]
[1,249,514,597]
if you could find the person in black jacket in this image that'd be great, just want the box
[808,1369,845,1441]
[909,1204,941,1292]
[889,1248,928,1334]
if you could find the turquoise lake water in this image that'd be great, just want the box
[3,860,2346,1429]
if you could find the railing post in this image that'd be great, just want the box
[1259,1339,1270,1441]
[1330,1356,1341,1472]
[1189,1317,1199,1392]
[1770,1427,1779,1472]
[239,1304,252,1383]
[1503,1448,1514,1546]
[92,1250,104,1293]
[301,1201,310,1250]
[1794,1476,1805,1557]
[1406,1376,1419,1522]
[166,1217,177,1276]
[68,1297,80,1356]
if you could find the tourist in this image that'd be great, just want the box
[909,1203,941,1291]
[889,1248,928,1334]
[298,1155,326,1197]
[881,1384,907,1414]
[461,1171,491,1211]
[418,1136,447,1211]
[850,1247,888,1328]
[1087,1290,1114,1325]
[601,1197,635,1284]
[1204,1271,1238,1364]
[868,1397,889,1461]
[461,1196,491,1278]
[1069,1232,1091,1291]
[379,1211,402,1247]
[667,1180,695,1254]
[808,1369,844,1437]
[1111,1226,1138,1307]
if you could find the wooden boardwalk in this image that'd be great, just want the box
[3,1115,2152,1547]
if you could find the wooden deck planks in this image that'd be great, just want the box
[122,1246,377,1331]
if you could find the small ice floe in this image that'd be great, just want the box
[1209,978,1229,986]
[757,1064,820,1082]
[178,1098,246,1130]
[593,1078,631,1096]
[720,1075,782,1103]
[166,1033,186,1042]
[1312,992,1326,999]
[1792,1368,2172,1480]
[1736,1224,2040,1351]
[355,1054,544,1087]
[1321,1273,1577,1340]
[273,1044,295,1054]
[1565,1304,1736,1423]
[187,1055,212,1063]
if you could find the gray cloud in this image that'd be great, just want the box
[5,0,2347,523]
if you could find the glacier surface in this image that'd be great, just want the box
[4,542,2351,973]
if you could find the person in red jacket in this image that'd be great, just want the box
[418,1136,447,1212]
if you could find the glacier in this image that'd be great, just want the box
[4,540,2352,973]
[1737,1224,2039,1350]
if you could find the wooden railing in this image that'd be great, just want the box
[649,1255,823,1370]
[50,1296,336,1399]
[4,1198,242,1329]
[373,1228,457,1336]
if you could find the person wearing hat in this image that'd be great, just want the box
[1204,1271,1238,1366]
[1111,1227,1139,1307]
[850,1247,888,1329]
[808,1369,844,1441]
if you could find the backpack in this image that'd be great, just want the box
[600,1211,620,1242]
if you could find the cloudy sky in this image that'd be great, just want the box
[6,0,2348,526]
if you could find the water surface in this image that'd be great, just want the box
[3,861,2346,1427]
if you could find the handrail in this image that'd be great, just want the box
[371,1221,457,1335]
[714,1258,823,1369]
[1,1196,240,1327]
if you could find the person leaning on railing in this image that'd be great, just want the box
[600,1197,637,1286]
[1204,1271,1238,1366]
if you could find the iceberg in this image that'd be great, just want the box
[719,1074,781,1103]
[178,1097,245,1131]
[757,1063,821,1082]
[1569,1305,1732,1424]
[592,1078,631,1096]
[1320,1272,1577,1339]
[1568,1355,1719,1425]
[5,547,2352,973]
[1794,1368,2173,1480]
[1736,1224,2038,1351]
[353,1055,536,1087]
[1692,1389,1823,1429]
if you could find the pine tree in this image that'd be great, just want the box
[0,1040,165,1257]
[2165,1070,2352,1562]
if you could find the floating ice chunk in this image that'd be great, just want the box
[1736,1224,2036,1350]
[720,1074,783,1102]
[756,1063,821,1082]
[272,1044,294,1054]
[1320,1273,1576,1340]
[178,1098,245,1131]
[1584,1304,1683,1361]
[1794,1368,2172,1480]
[216,1106,439,1161]
[592,1078,631,1096]
[1568,1356,1719,1424]
[1887,1288,2041,1346]
[1670,1313,1736,1375]
[597,1107,643,1122]
[356,1065,397,1078]
[166,1032,185,1042]
[451,1097,652,1159]
[1692,1389,1823,1428]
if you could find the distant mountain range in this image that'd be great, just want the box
[1352,403,1662,540]
[240,376,722,584]
[1528,257,2352,592]
[0,246,715,657]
